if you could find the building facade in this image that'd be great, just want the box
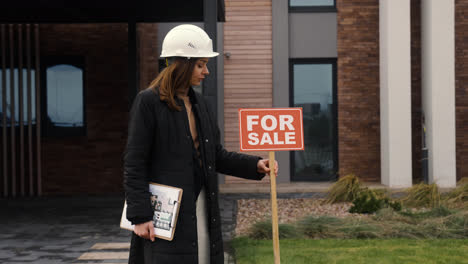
[1,0,466,196]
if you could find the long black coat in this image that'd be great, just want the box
[123,88,264,264]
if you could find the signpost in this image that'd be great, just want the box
[238,108,304,264]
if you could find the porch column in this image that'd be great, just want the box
[379,0,412,187]
[421,0,456,187]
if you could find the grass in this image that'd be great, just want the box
[234,178,468,262]
[247,206,468,240]
[231,237,468,264]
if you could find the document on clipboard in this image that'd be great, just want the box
[120,182,183,241]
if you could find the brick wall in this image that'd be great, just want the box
[336,0,381,181]
[337,0,466,183]
[223,0,273,183]
[138,23,159,90]
[456,0,468,181]
[40,24,129,195]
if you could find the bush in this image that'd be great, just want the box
[400,183,440,208]
[326,174,362,203]
[338,222,380,239]
[443,177,468,208]
[297,216,343,239]
[247,220,299,239]
[349,188,402,214]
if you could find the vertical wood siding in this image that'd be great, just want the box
[223,0,273,183]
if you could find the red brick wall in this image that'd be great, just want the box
[456,0,468,181]
[40,24,129,194]
[336,0,381,181]
[138,23,159,90]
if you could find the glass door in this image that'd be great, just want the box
[290,59,337,181]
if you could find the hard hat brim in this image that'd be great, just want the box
[160,51,219,58]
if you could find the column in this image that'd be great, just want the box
[421,0,456,188]
[380,0,413,187]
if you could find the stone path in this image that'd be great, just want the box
[0,192,328,263]
[0,195,246,264]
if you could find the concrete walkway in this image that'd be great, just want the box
[0,195,240,264]
[0,181,422,263]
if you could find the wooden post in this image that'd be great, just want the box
[269,151,280,264]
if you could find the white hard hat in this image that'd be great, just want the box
[160,24,219,58]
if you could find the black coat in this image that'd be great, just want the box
[123,88,264,264]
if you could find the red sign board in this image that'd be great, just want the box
[238,108,304,152]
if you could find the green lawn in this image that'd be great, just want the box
[231,238,468,264]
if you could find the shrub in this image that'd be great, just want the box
[443,177,468,208]
[338,222,380,239]
[401,183,441,208]
[247,220,299,239]
[349,188,402,214]
[326,174,362,203]
[297,216,343,239]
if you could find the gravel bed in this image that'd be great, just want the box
[235,198,365,236]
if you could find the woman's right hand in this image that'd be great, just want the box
[134,221,155,242]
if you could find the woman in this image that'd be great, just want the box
[123,24,277,264]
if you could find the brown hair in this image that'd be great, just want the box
[149,57,197,111]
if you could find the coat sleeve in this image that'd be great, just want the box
[123,91,155,225]
[208,108,265,181]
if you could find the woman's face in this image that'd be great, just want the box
[191,58,209,86]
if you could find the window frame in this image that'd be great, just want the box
[41,56,86,137]
[288,0,337,13]
[289,58,339,182]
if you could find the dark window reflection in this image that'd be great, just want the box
[46,64,83,127]
[292,62,336,181]
[0,69,36,127]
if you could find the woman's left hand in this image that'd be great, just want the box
[257,159,278,176]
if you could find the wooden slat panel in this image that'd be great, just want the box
[224,61,273,70]
[227,6,272,11]
[225,1,271,7]
[224,0,272,184]
[225,73,272,78]
[224,45,272,50]
[227,16,271,22]
[1,24,7,197]
[225,79,272,84]
[18,24,25,196]
[9,24,16,197]
[224,21,272,27]
[26,24,33,196]
[225,59,272,65]
[225,89,272,95]
[224,25,272,31]
[34,24,42,196]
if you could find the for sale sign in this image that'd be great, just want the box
[238,108,304,152]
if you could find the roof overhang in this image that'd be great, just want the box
[0,0,225,23]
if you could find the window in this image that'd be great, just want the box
[289,0,336,12]
[0,68,37,127]
[290,59,337,181]
[42,57,85,137]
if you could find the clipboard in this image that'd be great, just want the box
[120,182,183,241]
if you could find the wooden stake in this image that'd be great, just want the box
[269,151,280,264]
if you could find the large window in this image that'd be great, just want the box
[289,0,336,12]
[0,68,37,127]
[42,57,85,137]
[290,59,337,181]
